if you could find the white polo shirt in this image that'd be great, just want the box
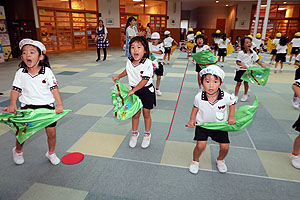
[251,42,257,51]
[252,38,263,48]
[296,54,300,62]
[149,42,164,60]
[236,49,259,70]
[12,66,58,105]
[194,90,236,124]
[276,45,288,54]
[163,37,174,48]
[187,34,194,42]
[291,38,300,47]
[218,38,230,49]
[214,38,221,44]
[126,58,153,87]
[273,38,280,46]
[193,45,210,53]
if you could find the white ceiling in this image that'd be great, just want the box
[181,0,300,11]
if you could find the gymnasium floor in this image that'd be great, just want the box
[0,49,300,200]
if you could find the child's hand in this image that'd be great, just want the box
[186,119,195,128]
[228,117,236,125]
[112,76,119,82]
[127,90,135,97]
[261,65,266,68]
[55,105,63,114]
[3,105,17,113]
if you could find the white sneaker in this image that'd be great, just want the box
[280,69,283,72]
[189,161,199,174]
[216,160,227,173]
[235,96,239,102]
[274,69,277,73]
[292,99,299,108]
[240,94,249,102]
[141,133,151,149]
[12,147,24,165]
[45,152,60,165]
[291,155,300,169]
[156,89,162,96]
[129,132,139,148]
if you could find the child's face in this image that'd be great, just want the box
[202,74,222,95]
[152,39,159,45]
[130,41,146,62]
[196,38,204,46]
[21,45,43,68]
[244,39,252,50]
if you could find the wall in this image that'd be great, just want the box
[235,3,252,30]
[166,0,181,43]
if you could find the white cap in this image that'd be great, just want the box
[151,32,160,39]
[19,38,46,54]
[200,65,225,81]
[164,30,170,35]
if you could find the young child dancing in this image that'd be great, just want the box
[187,65,236,174]
[112,36,156,149]
[4,38,63,165]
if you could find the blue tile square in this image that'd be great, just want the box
[57,71,79,75]
[0,99,20,107]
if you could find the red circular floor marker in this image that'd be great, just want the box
[62,152,84,165]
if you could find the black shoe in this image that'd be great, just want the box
[103,58,106,61]
[96,58,100,62]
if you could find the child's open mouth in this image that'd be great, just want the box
[27,59,32,65]
[133,53,139,58]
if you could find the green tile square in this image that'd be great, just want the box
[89,117,131,135]
[151,109,174,123]
[59,86,87,93]
[19,183,88,200]
[156,92,178,101]
[75,103,113,117]
[90,73,111,78]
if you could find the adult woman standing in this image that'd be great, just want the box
[95,19,109,61]
[146,23,151,41]
[125,17,138,57]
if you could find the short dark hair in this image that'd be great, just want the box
[279,36,288,46]
[195,34,207,45]
[129,36,150,59]
[200,74,222,84]
[240,37,252,50]
[19,45,50,68]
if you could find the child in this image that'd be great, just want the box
[149,32,164,96]
[252,33,263,54]
[3,38,63,165]
[292,53,300,108]
[186,65,236,174]
[192,34,211,87]
[234,36,266,102]
[212,30,222,56]
[186,28,195,57]
[270,33,281,64]
[289,32,300,64]
[291,70,300,169]
[217,33,230,65]
[274,36,288,73]
[163,30,178,65]
[112,36,155,149]
[234,36,241,52]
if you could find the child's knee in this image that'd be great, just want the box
[46,127,56,139]
[220,144,229,151]
[196,143,206,152]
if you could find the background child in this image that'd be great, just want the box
[3,39,63,165]
[289,32,300,64]
[212,30,222,56]
[163,30,178,65]
[291,74,300,169]
[292,54,300,108]
[186,28,195,56]
[192,34,211,88]
[187,65,236,174]
[217,33,230,66]
[149,32,164,96]
[112,36,155,149]
[234,36,266,102]
[270,33,281,64]
[275,36,288,73]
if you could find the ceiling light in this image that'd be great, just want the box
[278,8,285,10]
[283,1,287,4]
[261,5,267,7]
[216,1,219,3]
[133,0,142,2]
[226,4,229,6]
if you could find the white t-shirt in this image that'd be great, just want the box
[163,37,174,48]
[149,42,164,60]
[218,38,230,49]
[273,38,280,46]
[187,34,194,42]
[126,26,137,38]
[291,38,300,48]
[126,58,153,87]
[193,45,210,53]
[253,38,263,48]
[236,50,259,70]
[194,90,236,124]
[251,42,257,51]
[296,54,300,62]
[276,45,288,54]
[214,38,221,44]
[12,66,58,105]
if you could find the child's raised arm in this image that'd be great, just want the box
[112,69,127,82]
[187,106,199,128]
[228,104,236,125]
[3,90,19,113]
